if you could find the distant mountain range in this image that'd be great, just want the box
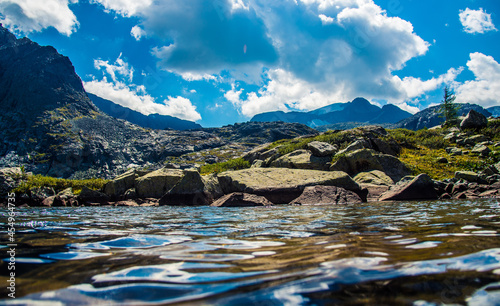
[488,106,500,117]
[87,93,201,131]
[251,98,413,128]
[393,104,492,130]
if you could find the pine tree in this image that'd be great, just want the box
[439,86,459,125]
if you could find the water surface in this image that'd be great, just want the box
[1,199,500,305]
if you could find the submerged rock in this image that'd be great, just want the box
[289,186,362,205]
[211,192,273,207]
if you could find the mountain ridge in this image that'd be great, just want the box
[251,97,412,128]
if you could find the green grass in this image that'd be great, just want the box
[13,175,109,195]
[200,158,250,175]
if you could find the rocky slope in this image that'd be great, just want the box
[251,98,412,128]
[0,24,315,179]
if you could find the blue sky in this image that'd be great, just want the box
[1,0,499,127]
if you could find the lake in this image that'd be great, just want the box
[1,199,500,305]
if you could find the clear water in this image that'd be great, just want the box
[1,199,500,305]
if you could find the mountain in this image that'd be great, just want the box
[394,103,492,130]
[0,24,316,179]
[250,97,412,129]
[487,106,500,117]
[87,93,201,130]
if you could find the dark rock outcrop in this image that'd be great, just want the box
[289,185,362,205]
[379,174,438,201]
[460,109,488,130]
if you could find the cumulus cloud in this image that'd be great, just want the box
[454,52,500,108]
[89,0,152,17]
[0,0,79,36]
[130,25,145,41]
[85,55,201,121]
[459,8,497,34]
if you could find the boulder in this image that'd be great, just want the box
[289,186,362,205]
[446,147,463,156]
[269,149,330,170]
[78,187,110,203]
[379,173,438,201]
[217,168,362,204]
[241,143,273,163]
[464,135,488,146]
[159,169,222,206]
[336,139,372,156]
[455,171,479,183]
[353,170,394,186]
[471,144,491,156]
[331,149,411,182]
[104,168,151,198]
[460,109,488,130]
[307,141,338,157]
[210,192,273,207]
[57,187,78,207]
[369,138,401,156]
[30,187,56,202]
[0,167,23,198]
[135,168,184,198]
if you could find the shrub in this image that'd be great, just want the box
[200,158,251,175]
[13,175,109,194]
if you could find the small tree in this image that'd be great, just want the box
[439,86,459,126]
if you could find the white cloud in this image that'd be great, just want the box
[454,52,500,108]
[85,55,201,121]
[130,25,145,41]
[0,0,79,36]
[89,0,152,17]
[94,53,134,83]
[319,14,334,25]
[459,8,497,34]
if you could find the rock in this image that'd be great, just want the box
[436,157,448,163]
[307,141,338,157]
[159,169,219,206]
[42,196,57,207]
[217,168,362,204]
[241,143,273,163]
[78,186,110,203]
[57,187,78,207]
[289,186,362,205]
[460,109,488,130]
[269,149,330,170]
[379,173,438,201]
[446,147,463,156]
[0,167,23,198]
[471,144,491,156]
[210,192,273,207]
[124,188,137,199]
[464,135,488,146]
[135,168,184,198]
[30,187,56,202]
[369,138,401,156]
[331,149,411,182]
[336,139,372,156]
[353,170,394,186]
[251,160,264,168]
[455,171,479,183]
[104,169,140,198]
[114,200,139,207]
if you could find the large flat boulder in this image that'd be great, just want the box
[135,168,184,198]
[379,173,438,201]
[331,149,411,183]
[460,109,488,130]
[211,192,273,207]
[217,168,361,204]
[290,186,362,205]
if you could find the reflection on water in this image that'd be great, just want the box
[0,199,500,305]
